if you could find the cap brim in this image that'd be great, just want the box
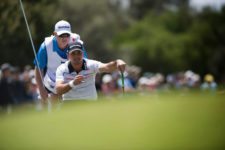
[69,49,83,53]
[57,31,71,36]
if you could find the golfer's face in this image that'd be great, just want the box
[69,50,83,65]
[57,34,70,49]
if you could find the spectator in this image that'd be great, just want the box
[0,63,14,112]
[201,74,217,91]
[10,67,28,104]
[101,74,117,95]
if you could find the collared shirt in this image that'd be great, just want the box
[56,59,103,100]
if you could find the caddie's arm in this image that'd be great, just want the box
[34,67,48,100]
[99,59,126,73]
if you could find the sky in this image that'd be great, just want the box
[190,0,225,10]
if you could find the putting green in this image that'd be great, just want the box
[0,91,225,149]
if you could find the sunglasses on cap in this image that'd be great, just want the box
[59,33,70,38]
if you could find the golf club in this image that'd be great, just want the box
[121,71,125,94]
[19,0,51,112]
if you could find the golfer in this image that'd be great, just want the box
[55,42,126,100]
[34,20,87,101]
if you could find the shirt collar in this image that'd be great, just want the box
[68,59,87,73]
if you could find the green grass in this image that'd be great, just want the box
[0,91,225,150]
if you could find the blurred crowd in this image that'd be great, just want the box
[0,63,38,108]
[0,63,219,109]
[97,66,218,95]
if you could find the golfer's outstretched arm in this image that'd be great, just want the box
[99,59,126,73]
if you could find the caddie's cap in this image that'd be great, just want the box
[54,20,71,36]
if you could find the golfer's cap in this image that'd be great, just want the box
[54,20,71,36]
[1,63,11,72]
[67,42,83,53]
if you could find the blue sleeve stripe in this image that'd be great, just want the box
[33,42,47,69]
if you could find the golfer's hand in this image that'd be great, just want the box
[73,75,85,85]
[117,59,126,73]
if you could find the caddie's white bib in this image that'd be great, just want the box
[43,36,67,93]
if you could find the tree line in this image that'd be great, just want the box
[1,0,225,81]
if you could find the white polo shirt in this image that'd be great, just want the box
[56,59,103,100]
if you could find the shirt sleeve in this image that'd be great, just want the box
[89,60,103,73]
[56,65,64,82]
[33,42,47,69]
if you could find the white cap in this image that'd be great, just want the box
[54,20,71,36]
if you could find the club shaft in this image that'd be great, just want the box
[121,72,125,94]
[19,0,44,82]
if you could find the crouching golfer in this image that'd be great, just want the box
[55,42,126,100]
